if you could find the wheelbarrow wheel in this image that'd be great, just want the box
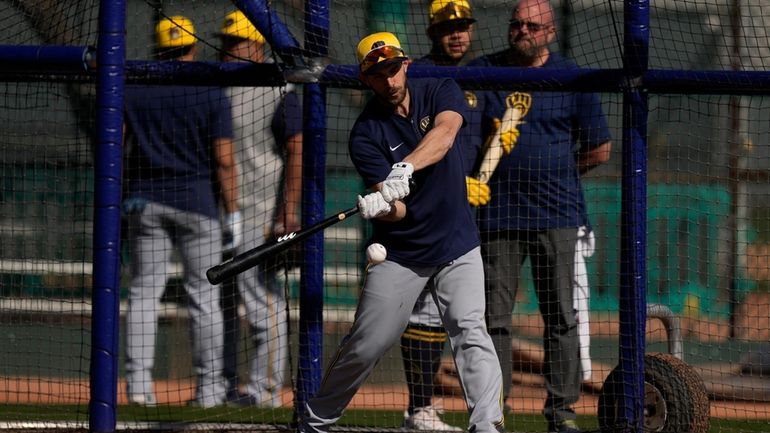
[598,353,709,433]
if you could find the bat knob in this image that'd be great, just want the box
[206,265,224,285]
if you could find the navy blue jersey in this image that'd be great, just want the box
[469,52,611,231]
[413,56,484,175]
[349,77,480,266]
[124,85,233,219]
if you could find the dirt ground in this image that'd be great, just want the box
[1,377,769,420]
[4,306,770,422]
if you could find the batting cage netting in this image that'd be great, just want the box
[1,0,770,432]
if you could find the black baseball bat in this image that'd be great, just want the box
[207,206,360,285]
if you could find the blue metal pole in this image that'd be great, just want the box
[0,45,94,73]
[619,0,649,430]
[89,0,125,431]
[295,0,329,416]
[296,83,326,413]
[232,0,304,66]
[7,55,770,94]
[123,60,284,86]
[321,63,770,95]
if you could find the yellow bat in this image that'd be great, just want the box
[475,92,532,184]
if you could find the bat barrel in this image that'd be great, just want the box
[206,239,285,284]
[206,206,360,285]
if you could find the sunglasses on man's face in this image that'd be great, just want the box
[363,59,405,78]
[361,46,405,72]
[509,19,549,32]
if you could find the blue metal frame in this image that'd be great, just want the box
[0,45,94,73]
[90,0,126,431]
[232,0,304,67]
[323,64,770,94]
[619,1,649,429]
[295,0,331,414]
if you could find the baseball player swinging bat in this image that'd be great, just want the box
[475,91,532,184]
[206,206,360,285]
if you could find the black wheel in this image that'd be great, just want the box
[598,353,709,433]
[656,353,710,433]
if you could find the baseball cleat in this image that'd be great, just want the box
[403,406,463,431]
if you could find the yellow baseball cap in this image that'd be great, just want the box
[156,16,196,48]
[217,10,265,43]
[428,0,476,28]
[356,32,407,74]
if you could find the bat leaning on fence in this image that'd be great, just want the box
[206,206,360,285]
[474,91,532,184]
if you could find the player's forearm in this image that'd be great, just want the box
[214,137,239,213]
[578,141,612,174]
[402,111,462,171]
[403,127,454,169]
[218,164,239,213]
[281,134,303,229]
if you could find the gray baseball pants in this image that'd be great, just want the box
[301,247,504,433]
[236,223,288,406]
[125,201,226,407]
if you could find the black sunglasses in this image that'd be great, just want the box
[509,19,549,32]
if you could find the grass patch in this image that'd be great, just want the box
[1,406,769,432]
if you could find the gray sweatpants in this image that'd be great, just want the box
[301,247,504,433]
[124,201,226,407]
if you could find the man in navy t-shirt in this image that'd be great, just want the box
[299,31,504,433]
[123,16,237,409]
[468,1,612,432]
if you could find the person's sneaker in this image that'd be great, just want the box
[186,398,225,409]
[226,387,243,403]
[227,392,283,408]
[127,393,157,407]
[225,386,248,404]
[403,406,463,431]
[226,393,260,407]
[549,420,581,433]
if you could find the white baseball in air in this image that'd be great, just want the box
[366,243,387,264]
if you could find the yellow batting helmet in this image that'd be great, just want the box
[218,10,265,43]
[428,0,476,29]
[156,15,196,48]
[356,31,407,74]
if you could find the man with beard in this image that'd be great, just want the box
[299,31,504,433]
[468,1,612,432]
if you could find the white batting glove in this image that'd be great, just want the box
[357,192,392,220]
[222,211,243,252]
[380,162,413,203]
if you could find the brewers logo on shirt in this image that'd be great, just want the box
[419,116,432,133]
[464,91,478,108]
